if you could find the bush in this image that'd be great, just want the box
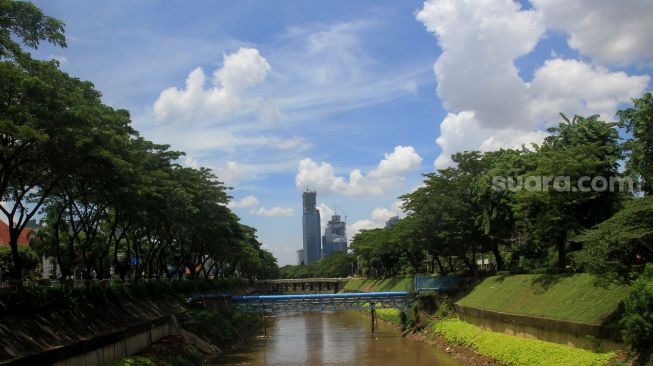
[620,264,653,362]
[108,356,156,366]
[433,318,614,366]
[184,308,260,347]
[375,308,403,325]
[0,245,39,277]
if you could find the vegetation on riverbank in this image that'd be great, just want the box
[0,278,248,314]
[109,336,204,366]
[111,308,261,366]
[343,277,413,292]
[433,318,615,366]
[458,274,631,324]
[279,251,356,278]
[374,309,615,366]
[180,309,261,349]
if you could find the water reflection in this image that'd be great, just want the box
[210,311,467,366]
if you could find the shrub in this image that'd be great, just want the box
[108,356,156,366]
[0,245,39,277]
[184,308,260,347]
[620,264,653,362]
[375,308,402,325]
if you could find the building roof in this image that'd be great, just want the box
[0,220,36,246]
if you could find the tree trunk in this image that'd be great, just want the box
[434,256,447,274]
[558,240,567,270]
[8,235,23,280]
[491,238,505,271]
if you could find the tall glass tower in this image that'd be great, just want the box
[302,190,321,264]
[322,214,347,258]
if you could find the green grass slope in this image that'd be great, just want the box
[457,274,631,324]
[343,277,413,292]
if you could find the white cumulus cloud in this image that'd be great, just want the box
[295,146,422,196]
[228,195,260,209]
[213,161,251,185]
[349,201,405,238]
[252,206,294,217]
[154,47,271,123]
[528,59,650,122]
[417,0,651,169]
[533,0,653,66]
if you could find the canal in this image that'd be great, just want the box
[209,311,467,365]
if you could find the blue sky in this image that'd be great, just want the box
[31,0,653,265]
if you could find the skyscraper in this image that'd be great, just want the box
[302,190,321,264]
[322,214,347,258]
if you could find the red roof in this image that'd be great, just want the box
[0,220,35,246]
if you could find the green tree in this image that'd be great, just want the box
[574,196,653,283]
[619,92,653,195]
[402,152,491,275]
[0,245,38,279]
[0,0,66,61]
[513,115,624,269]
[619,264,653,364]
[0,60,112,278]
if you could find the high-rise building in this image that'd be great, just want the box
[302,190,321,264]
[322,214,347,258]
[385,216,400,228]
[296,249,304,265]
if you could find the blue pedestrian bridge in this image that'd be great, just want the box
[186,276,457,314]
[231,291,412,313]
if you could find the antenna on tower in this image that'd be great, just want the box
[336,204,348,223]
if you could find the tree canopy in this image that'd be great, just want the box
[0,1,278,281]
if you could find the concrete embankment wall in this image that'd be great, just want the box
[52,317,179,366]
[0,296,186,366]
[455,304,623,352]
[3,315,180,366]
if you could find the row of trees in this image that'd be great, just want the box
[279,251,355,278]
[350,98,653,279]
[0,1,278,281]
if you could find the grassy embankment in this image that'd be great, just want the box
[342,277,413,292]
[457,273,631,324]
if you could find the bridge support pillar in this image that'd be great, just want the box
[370,302,376,333]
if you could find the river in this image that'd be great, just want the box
[210,311,468,366]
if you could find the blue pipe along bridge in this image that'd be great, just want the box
[231,291,412,313]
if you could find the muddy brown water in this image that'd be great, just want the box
[209,311,469,366]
